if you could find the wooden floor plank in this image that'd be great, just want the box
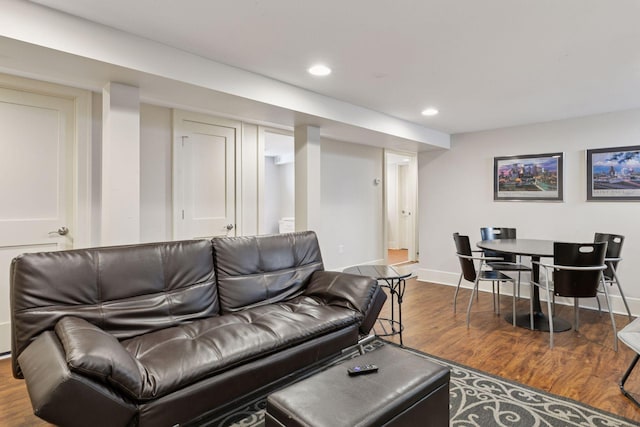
[1,278,639,425]
[378,279,640,423]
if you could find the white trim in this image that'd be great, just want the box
[0,322,10,357]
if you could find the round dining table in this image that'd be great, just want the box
[476,238,571,332]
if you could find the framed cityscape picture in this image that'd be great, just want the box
[587,145,640,201]
[494,152,563,201]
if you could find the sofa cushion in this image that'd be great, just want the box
[120,296,359,401]
[212,232,324,313]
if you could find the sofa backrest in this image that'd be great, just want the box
[212,231,324,313]
[10,239,217,377]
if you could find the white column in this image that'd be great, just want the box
[294,125,321,232]
[101,82,140,245]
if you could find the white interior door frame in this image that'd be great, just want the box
[384,149,418,263]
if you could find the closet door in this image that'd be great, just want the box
[0,87,74,353]
[173,110,237,239]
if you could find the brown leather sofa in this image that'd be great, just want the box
[10,231,386,427]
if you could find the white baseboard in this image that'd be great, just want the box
[416,267,638,317]
[0,321,11,354]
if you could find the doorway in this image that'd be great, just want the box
[258,129,294,235]
[385,151,418,265]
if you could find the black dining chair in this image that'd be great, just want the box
[480,227,531,299]
[530,241,616,350]
[453,233,517,327]
[594,233,631,319]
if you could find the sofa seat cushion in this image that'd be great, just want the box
[120,296,359,401]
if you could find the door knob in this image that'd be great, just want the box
[48,226,69,236]
[226,224,234,231]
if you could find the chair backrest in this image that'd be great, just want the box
[480,227,517,262]
[553,241,607,298]
[594,232,624,279]
[453,233,476,282]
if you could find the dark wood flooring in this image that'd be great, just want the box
[378,278,640,423]
[1,279,639,425]
[388,248,408,265]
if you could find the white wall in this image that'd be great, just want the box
[262,158,295,234]
[279,162,295,218]
[6,74,386,271]
[263,157,281,235]
[140,103,172,242]
[240,123,259,236]
[320,138,384,270]
[418,108,640,314]
[122,102,386,272]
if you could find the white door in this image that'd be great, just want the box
[173,112,236,239]
[0,87,73,353]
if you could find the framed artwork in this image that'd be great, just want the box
[494,152,563,201]
[587,145,640,201]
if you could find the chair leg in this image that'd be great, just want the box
[573,299,579,331]
[491,281,497,313]
[512,280,516,326]
[496,281,501,315]
[601,281,618,352]
[612,267,633,319]
[453,273,463,313]
[621,354,640,407]
[546,286,555,348]
[466,276,481,328]
[529,285,534,329]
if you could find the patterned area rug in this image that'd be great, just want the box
[195,339,637,427]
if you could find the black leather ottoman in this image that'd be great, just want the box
[265,344,450,427]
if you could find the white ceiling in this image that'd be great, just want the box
[24,0,640,135]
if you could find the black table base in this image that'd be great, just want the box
[505,312,572,332]
[343,265,410,347]
[375,318,404,337]
[378,279,406,346]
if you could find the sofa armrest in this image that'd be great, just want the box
[17,330,137,427]
[360,285,387,334]
[54,316,144,399]
[303,271,386,335]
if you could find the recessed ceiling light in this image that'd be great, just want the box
[421,108,439,116]
[308,64,332,76]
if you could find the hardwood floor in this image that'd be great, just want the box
[2,279,639,425]
[387,248,408,265]
[378,278,640,423]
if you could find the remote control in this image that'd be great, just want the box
[347,364,378,376]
